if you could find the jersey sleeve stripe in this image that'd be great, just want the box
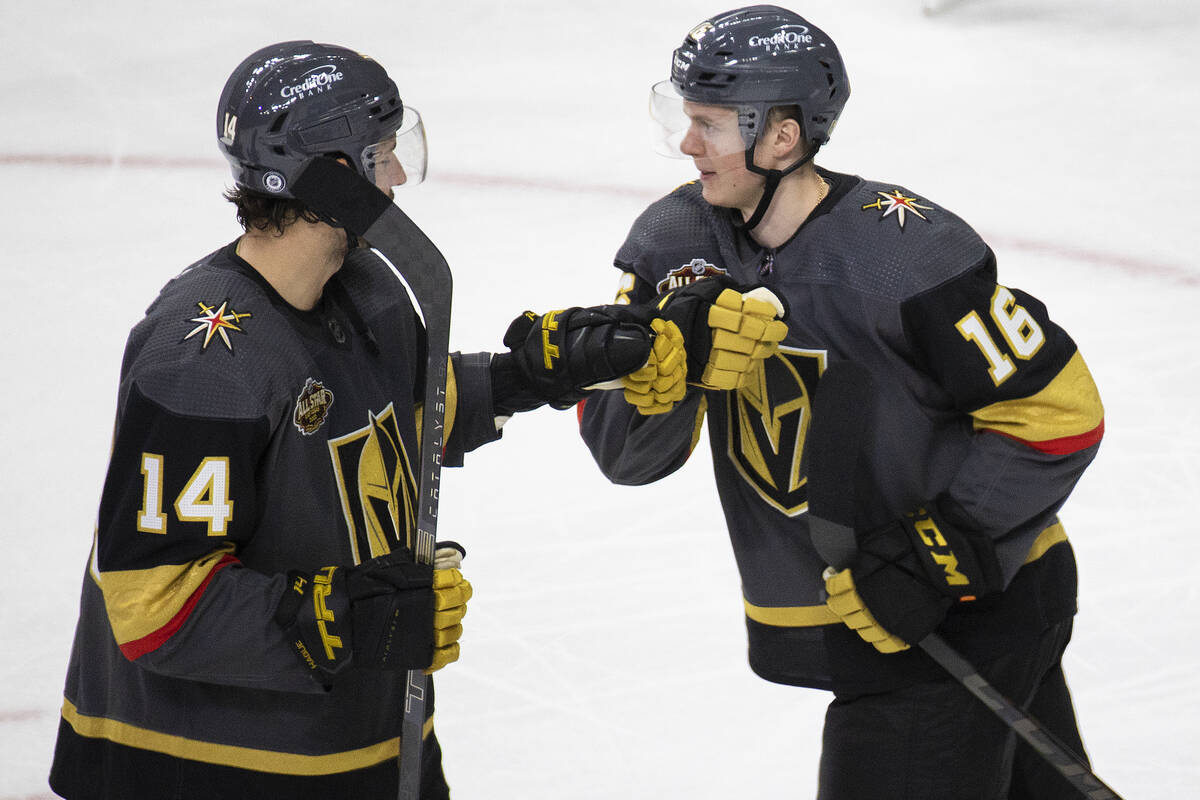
[117,554,238,660]
[444,355,458,445]
[969,350,1104,453]
[99,547,238,657]
[988,419,1105,456]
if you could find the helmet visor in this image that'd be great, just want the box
[649,80,691,159]
[362,106,427,192]
[649,80,749,160]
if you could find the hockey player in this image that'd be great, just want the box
[579,7,1106,799]
[48,40,785,800]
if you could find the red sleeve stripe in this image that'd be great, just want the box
[986,418,1104,456]
[576,398,589,425]
[118,555,239,661]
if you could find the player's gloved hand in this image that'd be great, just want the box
[496,305,654,410]
[651,278,788,390]
[275,542,473,682]
[621,318,687,414]
[428,541,472,674]
[824,504,1004,653]
[823,567,912,653]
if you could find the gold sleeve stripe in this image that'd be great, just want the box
[415,356,458,445]
[444,355,458,445]
[100,546,237,654]
[744,598,839,627]
[745,523,1067,629]
[970,350,1104,454]
[61,698,432,776]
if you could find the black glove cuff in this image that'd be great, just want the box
[274,570,308,628]
[898,504,1004,599]
[490,352,550,416]
[275,567,355,680]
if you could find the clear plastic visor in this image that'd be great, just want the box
[649,80,748,159]
[361,106,427,192]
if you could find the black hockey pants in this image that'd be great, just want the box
[817,619,1087,799]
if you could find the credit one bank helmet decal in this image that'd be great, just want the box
[217,40,425,198]
[651,6,849,159]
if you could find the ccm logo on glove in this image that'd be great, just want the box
[901,509,1001,601]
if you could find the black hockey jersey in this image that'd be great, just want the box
[580,173,1103,693]
[50,243,499,799]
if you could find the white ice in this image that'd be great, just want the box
[1,0,1197,797]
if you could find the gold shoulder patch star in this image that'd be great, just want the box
[862,189,934,229]
[183,300,251,352]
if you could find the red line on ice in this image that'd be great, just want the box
[3,151,1195,287]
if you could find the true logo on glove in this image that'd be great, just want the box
[912,515,970,590]
[313,567,345,661]
[540,310,563,371]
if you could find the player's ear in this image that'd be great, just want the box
[771,117,804,160]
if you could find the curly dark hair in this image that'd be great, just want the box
[223,185,323,235]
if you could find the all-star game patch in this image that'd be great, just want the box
[294,377,335,435]
[183,299,251,352]
[655,258,730,293]
[861,189,934,230]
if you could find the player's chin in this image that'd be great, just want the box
[699,181,730,207]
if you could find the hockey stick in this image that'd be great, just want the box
[291,158,451,800]
[806,361,1122,800]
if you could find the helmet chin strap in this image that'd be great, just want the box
[737,142,821,231]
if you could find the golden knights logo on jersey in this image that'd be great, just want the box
[183,299,251,353]
[328,402,417,563]
[726,346,826,516]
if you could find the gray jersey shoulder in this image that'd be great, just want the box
[617,178,991,301]
[804,177,991,301]
[122,247,312,421]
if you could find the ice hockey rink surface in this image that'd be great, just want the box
[2,0,1196,796]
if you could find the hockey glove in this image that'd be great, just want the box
[621,318,687,414]
[428,541,472,674]
[824,504,1004,653]
[497,305,654,410]
[276,542,472,682]
[652,278,788,390]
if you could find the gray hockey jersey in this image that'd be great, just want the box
[50,242,499,798]
[580,173,1103,692]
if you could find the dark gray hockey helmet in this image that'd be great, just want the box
[669,5,849,149]
[217,41,425,198]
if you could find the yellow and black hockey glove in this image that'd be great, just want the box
[651,277,788,391]
[824,504,1004,653]
[428,541,472,673]
[495,304,655,411]
[621,318,687,414]
[275,541,472,683]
